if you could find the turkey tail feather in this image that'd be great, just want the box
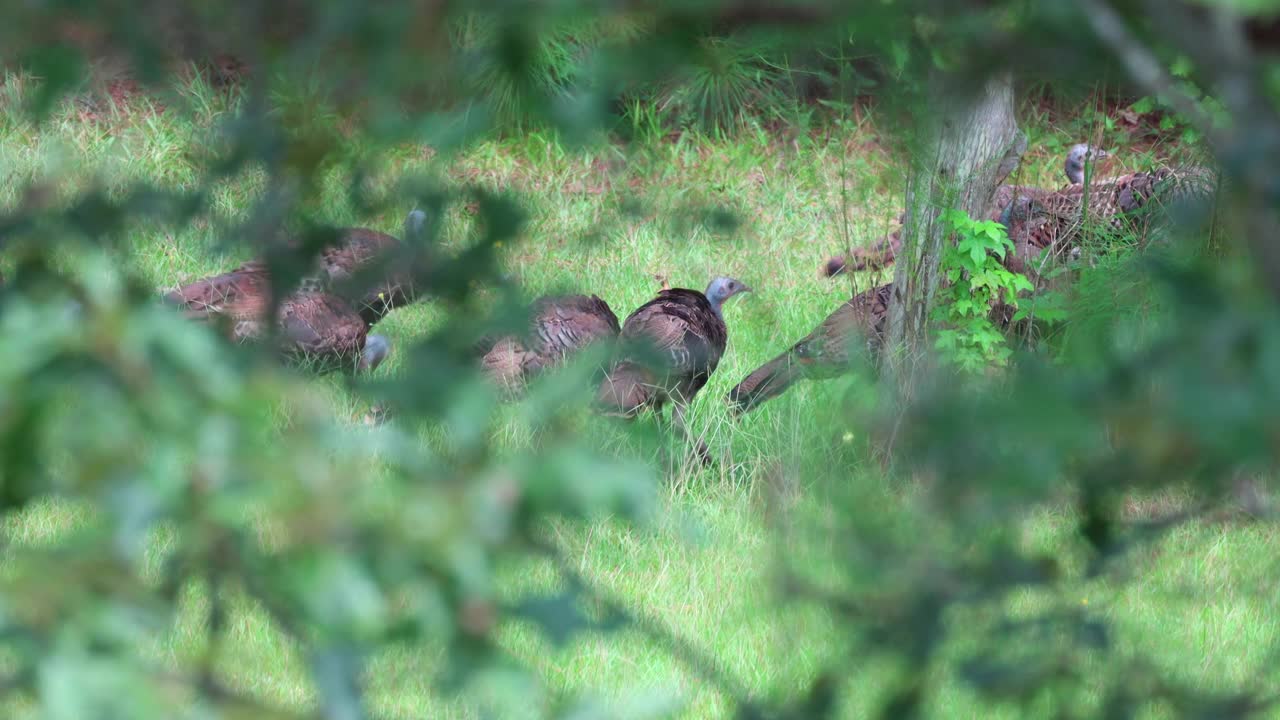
[821,255,848,278]
[727,350,804,415]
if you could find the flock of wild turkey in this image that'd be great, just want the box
[165,142,1217,460]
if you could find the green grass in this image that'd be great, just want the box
[0,75,1270,719]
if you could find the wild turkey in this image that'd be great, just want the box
[818,188,1047,277]
[166,261,390,373]
[819,213,904,278]
[162,210,427,373]
[170,210,427,325]
[820,143,1108,279]
[597,277,751,460]
[821,163,1216,280]
[476,293,621,394]
[996,165,1220,279]
[728,283,890,414]
[319,210,427,325]
[1064,143,1109,186]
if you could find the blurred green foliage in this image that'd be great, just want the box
[932,209,1033,371]
[1,0,1279,718]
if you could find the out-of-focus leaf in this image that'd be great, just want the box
[509,588,626,648]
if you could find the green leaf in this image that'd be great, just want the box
[969,242,987,267]
[1171,55,1193,78]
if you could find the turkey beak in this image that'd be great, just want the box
[739,284,753,295]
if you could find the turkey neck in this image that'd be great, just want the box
[703,288,727,322]
[707,297,725,321]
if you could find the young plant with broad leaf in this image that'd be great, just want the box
[932,208,1034,372]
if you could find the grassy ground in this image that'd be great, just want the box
[1,74,1274,719]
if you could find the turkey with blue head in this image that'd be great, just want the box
[597,277,751,464]
[820,142,1114,279]
[1064,143,1110,185]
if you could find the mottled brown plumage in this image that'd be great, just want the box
[728,283,891,414]
[821,229,902,278]
[821,166,1217,280]
[478,294,621,393]
[818,186,1042,277]
[170,210,426,325]
[598,278,750,462]
[166,257,390,374]
[1000,166,1219,278]
[315,226,421,325]
[599,289,728,415]
[165,260,274,334]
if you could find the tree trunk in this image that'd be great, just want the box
[885,70,1024,397]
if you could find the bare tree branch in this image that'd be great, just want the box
[1074,0,1220,144]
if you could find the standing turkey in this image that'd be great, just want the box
[476,293,621,394]
[597,277,751,461]
[728,283,890,414]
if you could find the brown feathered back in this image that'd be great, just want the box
[277,293,370,370]
[479,294,621,393]
[820,166,1218,280]
[166,262,370,370]
[822,231,902,278]
[728,283,890,414]
[165,261,274,340]
[819,188,1040,278]
[317,227,420,325]
[597,288,728,416]
[1001,165,1219,278]
[169,222,419,328]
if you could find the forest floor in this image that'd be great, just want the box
[0,72,1273,719]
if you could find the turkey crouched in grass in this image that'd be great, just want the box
[818,143,1108,279]
[165,262,389,374]
[597,278,751,461]
[476,294,621,394]
[333,209,430,325]
[994,164,1220,280]
[728,283,890,415]
[173,209,429,325]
